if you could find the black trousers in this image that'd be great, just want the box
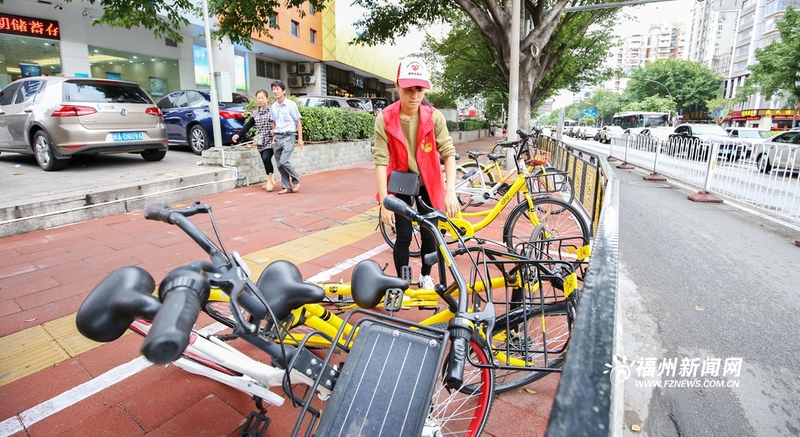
[393,186,436,277]
[260,148,274,174]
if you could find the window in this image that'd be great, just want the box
[310,29,317,44]
[256,59,281,79]
[291,21,299,37]
[269,15,277,29]
[186,91,205,107]
[309,3,316,15]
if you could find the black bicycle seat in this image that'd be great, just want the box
[351,260,409,309]
[467,151,487,160]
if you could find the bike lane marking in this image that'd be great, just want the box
[0,238,389,436]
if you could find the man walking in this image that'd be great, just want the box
[270,80,304,194]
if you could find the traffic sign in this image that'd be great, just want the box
[583,109,598,117]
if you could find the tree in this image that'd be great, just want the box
[626,59,722,116]
[705,96,735,125]
[584,89,624,126]
[7,0,325,49]
[426,91,458,109]
[621,95,676,113]
[350,0,623,131]
[738,6,800,127]
[419,11,618,123]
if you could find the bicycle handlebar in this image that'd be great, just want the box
[145,203,229,268]
[382,195,477,388]
[140,267,210,364]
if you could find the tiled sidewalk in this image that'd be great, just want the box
[0,135,560,437]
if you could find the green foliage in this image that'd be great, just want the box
[446,120,460,132]
[579,116,596,126]
[426,91,457,109]
[705,96,734,125]
[460,119,485,131]
[47,0,324,49]
[740,6,800,112]
[621,95,676,113]
[626,59,722,113]
[298,106,374,142]
[584,90,625,126]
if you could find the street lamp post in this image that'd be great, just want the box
[644,78,675,126]
[492,103,506,127]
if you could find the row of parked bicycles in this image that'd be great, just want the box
[76,129,592,436]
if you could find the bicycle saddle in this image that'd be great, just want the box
[351,260,410,309]
[76,266,160,342]
[255,260,325,321]
[487,153,506,161]
[467,151,487,160]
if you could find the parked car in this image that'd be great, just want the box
[752,130,800,173]
[725,127,771,159]
[298,95,367,112]
[0,76,168,171]
[597,125,624,144]
[156,90,249,155]
[360,97,391,115]
[578,126,599,140]
[666,123,739,160]
[633,127,674,151]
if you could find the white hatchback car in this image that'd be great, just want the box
[752,131,800,173]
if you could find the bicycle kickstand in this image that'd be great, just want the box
[240,396,270,437]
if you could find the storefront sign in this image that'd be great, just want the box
[0,12,60,40]
[740,108,800,118]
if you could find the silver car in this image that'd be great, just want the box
[0,77,168,171]
[752,130,800,173]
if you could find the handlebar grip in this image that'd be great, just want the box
[383,195,419,222]
[144,203,174,223]
[140,270,209,364]
[445,330,470,389]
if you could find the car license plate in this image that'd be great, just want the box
[112,132,144,142]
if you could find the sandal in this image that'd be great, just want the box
[265,180,274,192]
[277,188,292,195]
[291,183,300,193]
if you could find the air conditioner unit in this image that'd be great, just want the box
[303,75,316,85]
[288,64,298,74]
[288,76,303,88]
[297,62,312,75]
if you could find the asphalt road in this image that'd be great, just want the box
[614,161,800,436]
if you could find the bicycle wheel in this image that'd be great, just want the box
[204,299,239,329]
[489,143,510,169]
[458,162,496,208]
[503,198,590,263]
[454,166,474,210]
[528,167,575,205]
[379,208,423,258]
[489,300,575,393]
[426,336,494,436]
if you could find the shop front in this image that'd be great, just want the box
[725,109,800,130]
[0,6,184,99]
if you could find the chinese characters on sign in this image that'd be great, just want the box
[0,13,60,41]
[606,356,743,389]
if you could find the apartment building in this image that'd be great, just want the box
[687,0,800,129]
[0,0,405,101]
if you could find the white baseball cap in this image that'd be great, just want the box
[396,58,431,89]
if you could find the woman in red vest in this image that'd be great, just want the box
[373,58,459,288]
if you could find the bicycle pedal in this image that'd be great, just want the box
[401,266,413,282]
[240,410,270,437]
[383,288,405,312]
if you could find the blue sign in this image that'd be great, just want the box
[583,109,598,117]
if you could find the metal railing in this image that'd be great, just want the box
[534,137,620,437]
[609,135,800,224]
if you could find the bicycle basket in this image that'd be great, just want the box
[525,150,551,166]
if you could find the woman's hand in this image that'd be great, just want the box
[232,134,239,143]
[444,190,459,218]
[380,204,395,227]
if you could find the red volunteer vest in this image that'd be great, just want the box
[381,102,445,211]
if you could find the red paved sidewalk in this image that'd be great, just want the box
[0,135,559,437]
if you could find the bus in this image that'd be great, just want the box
[611,112,670,130]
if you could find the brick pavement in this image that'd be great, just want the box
[0,134,560,437]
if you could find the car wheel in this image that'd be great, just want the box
[141,149,167,162]
[188,125,209,155]
[33,130,68,171]
[756,153,772,173]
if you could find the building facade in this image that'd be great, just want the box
[0,0,407,103]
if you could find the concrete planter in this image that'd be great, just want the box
[201,130,488,187]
